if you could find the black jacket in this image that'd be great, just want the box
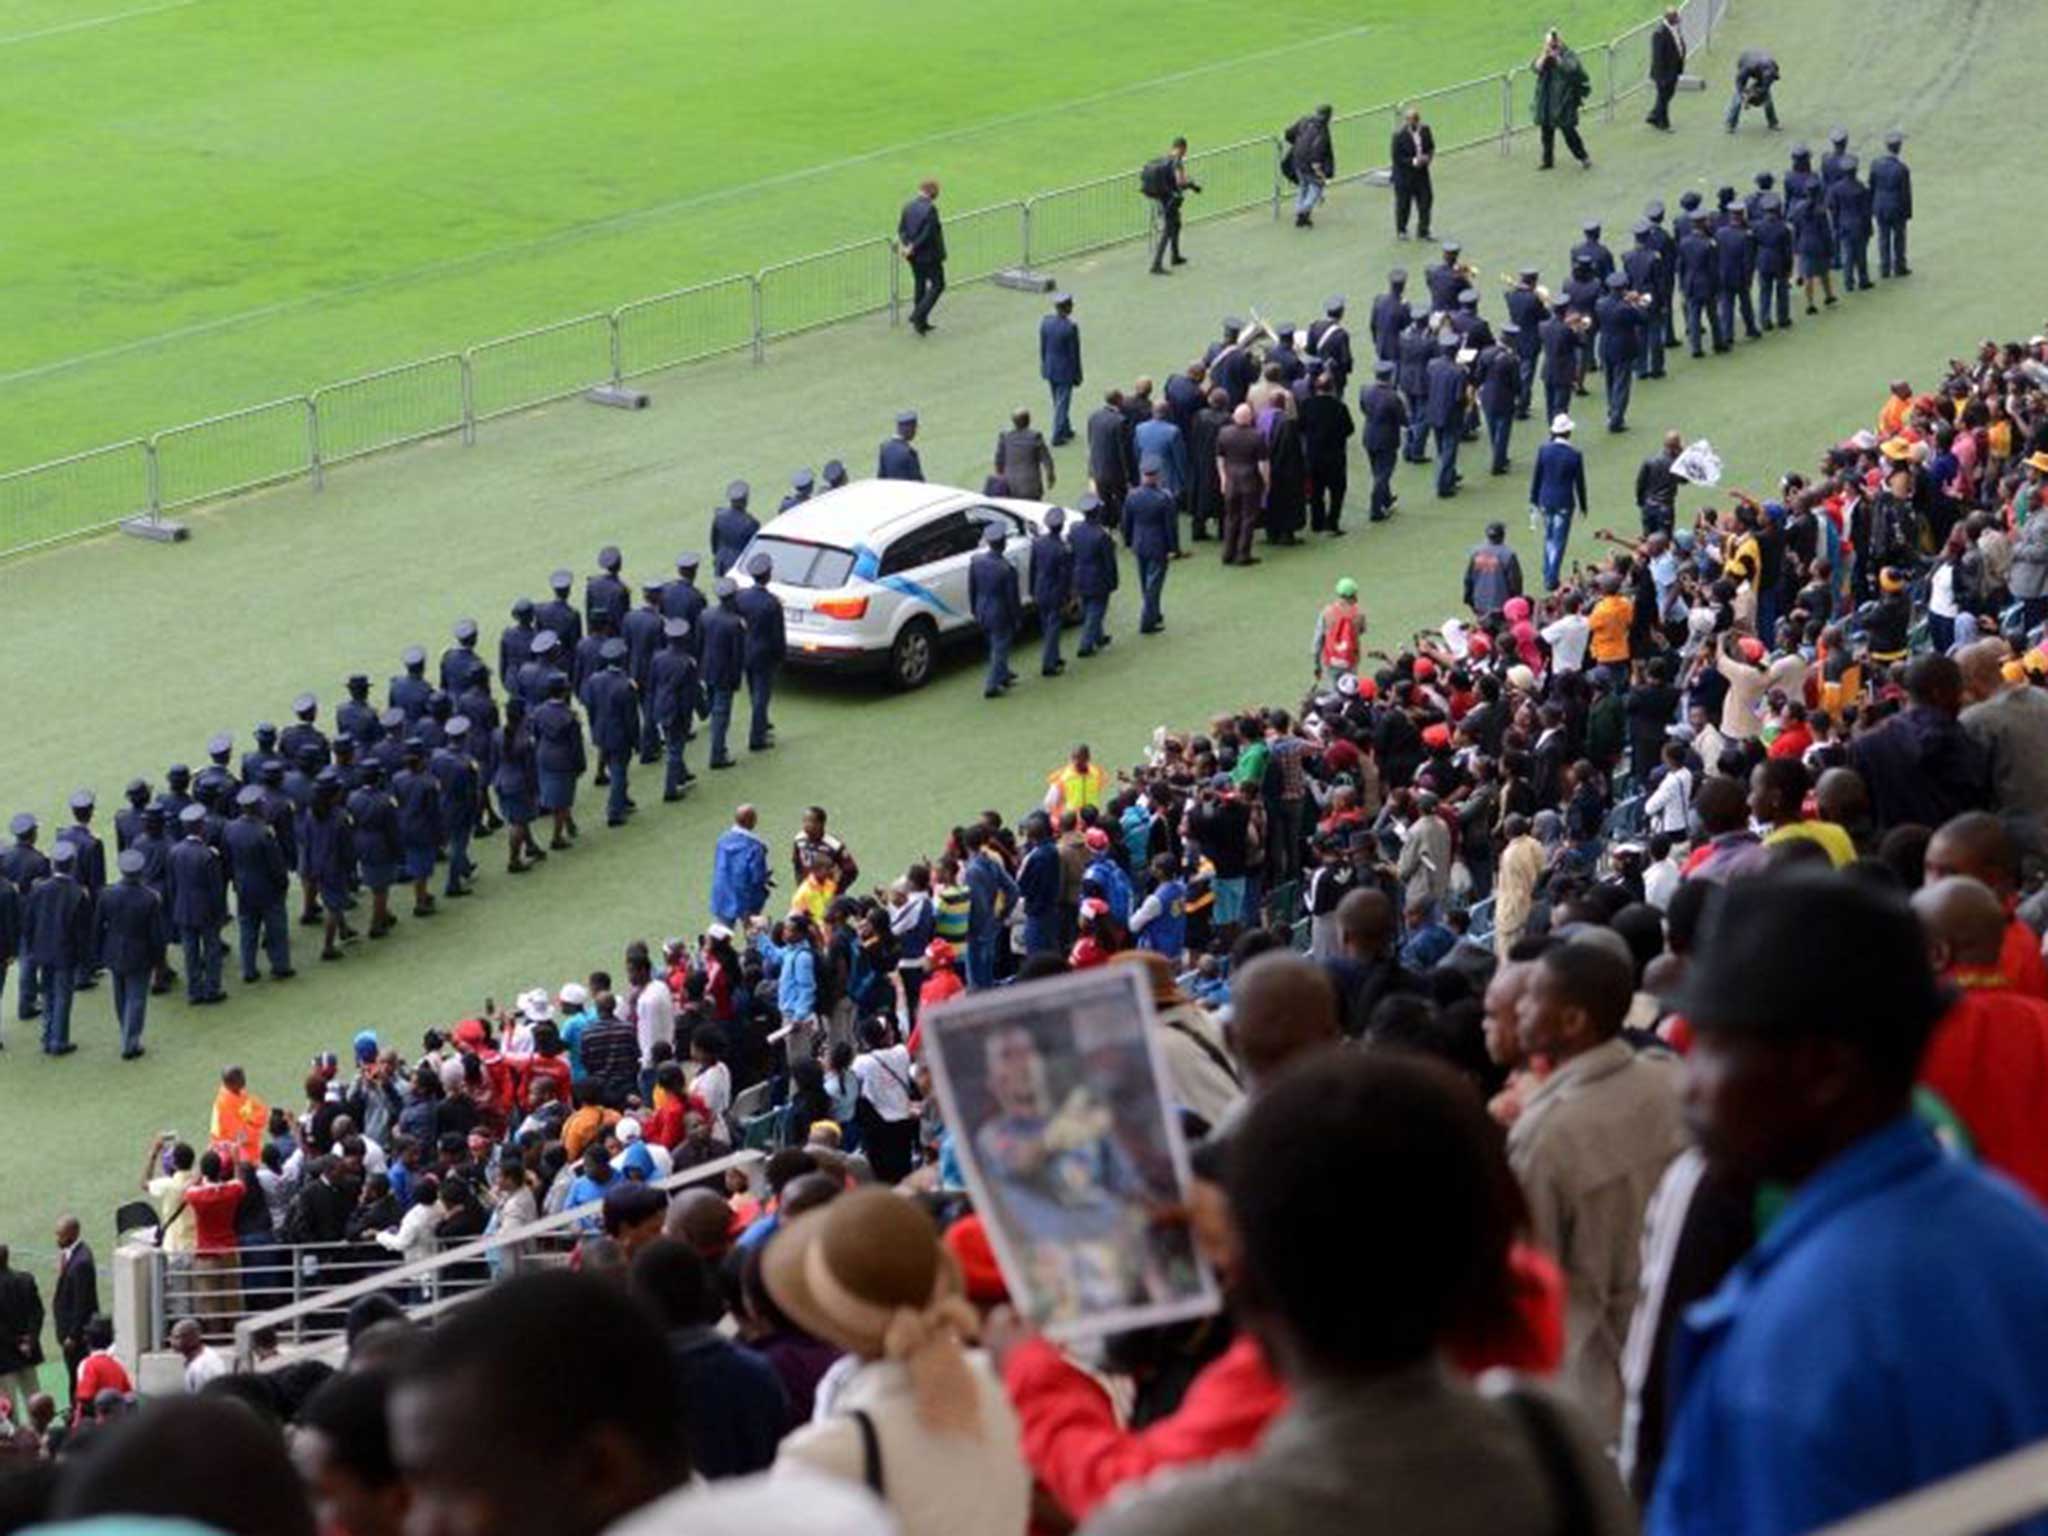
[0,1270,43,1372]
[53,1243,98,1349]
[1390,122,1435,185]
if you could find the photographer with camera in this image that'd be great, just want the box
[1143,137,1201,275]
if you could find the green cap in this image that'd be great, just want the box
[1335,578,1359,600]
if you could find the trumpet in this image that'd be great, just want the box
[1500,272,1553,305]
[1453,259,1479,282]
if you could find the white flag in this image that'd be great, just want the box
[1671,438,1723,485]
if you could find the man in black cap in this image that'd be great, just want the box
[896,177,946,334]
[648,620,703,801]
[1423,339,1468,498]
[22,841,91,1055]
[1389,106,1434,240]
[1622,224,1666,381]
[585,641,641,828]
[572,614,611,703]
[224,786,294,982]
[1870,131,1912,279]
[537,570,583,657]
[622,583,668,763]
[241,722,281,786]
[1477,327,1521,474]
[1423,240,1466,315]
[115,778,153,855]
[195,733,240,808]
[777,468,815,514]
[1572,220,1615,284]
[166,803,229,1002]
[1825,155,1872,292]
[1713,205,1759,345]
[1504,270,1548,416]
[588,547,630,633]
[1068,494,1119,656]
[498,599,537,687]
[430,718,480,898]
[1396,316,1435,464]
[1039,294,1083,447]
[1596,274,1647,431]
[710,481,757,578]
[1677,213,1721,358]
[660,551,708,645]
[734,552,785,753]
[1820,126,1852,188]
[1301,370,1355,531]
[699,579,746,770]
[346,763,402,938]
[386,647,429,723]
[878,413,922,481]
[1643,202,1679,350]
[440,619,487,699]
[57,790,105,991]
[514,629,562,710]
[1370,271,1412,365]
[1284,104,1334,227]
[1752,193,1793,330]
[1647,6,1686,130]
[1725,48,1780,133]
[392,740,446,916]
[128,805,179,988]
[97,847,166,1058]
[821,459,848,491]
[3,813,50,1026]
[160,762,195,824]
[1358,361,1407,521]
[969,524,1023,697]
[1029,506,1073,677]
[1307,296,1354,396]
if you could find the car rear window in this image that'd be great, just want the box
[746,537,855,590]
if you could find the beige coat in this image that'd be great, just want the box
[1506,1038,1686,1441]
[1493,835,1545,957]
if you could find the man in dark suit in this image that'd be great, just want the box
[1086,391,1134,520]
[1390,108,1435,240]
[52,1215,96,1407]
[1357,361,1408,521]
[1647,7,1687,130]
[896,179,946,335]
[1038,294,1083,445]
[0,1246,43,1414]
[969,526,1023,698]
[1029,507,1074,676]
[1300,371,1355,533]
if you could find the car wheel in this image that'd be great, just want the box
[889,619,938,690]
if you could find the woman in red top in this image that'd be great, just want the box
[73,1317,132,1403]
[907,940,966,1056]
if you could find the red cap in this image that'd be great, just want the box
[452,1018,487,1048]
[1084,827,1111,850]
[1421,723,1452,749]
[943,1214,1009,1304]
[1414,657,1438,681]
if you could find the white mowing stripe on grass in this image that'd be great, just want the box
[0,22,1369,389]
[0,0,198,47]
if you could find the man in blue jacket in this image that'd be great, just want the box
[1358,360,1408,521]
[223,786,294,983]
[96,848,166,1058]
[969,526,1023,699]
[698,579,747,771]
[961,825,1020,990]
[1122,460,1178,635]
[1068,494,1120,658]
[1530,414,1589,591]
[708,805,770,925]
[1039,294,1083,446]
[1016,814,1064,956]
[1029,507,1074,678]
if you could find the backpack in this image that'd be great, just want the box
[1140,156,1176,201]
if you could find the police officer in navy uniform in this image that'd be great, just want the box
[1369,272,1412,368]
[1039,294,1083,447]
[441,619,488,698]
[1749,192,1792,332]
[1538,307,1581,429]
[1870,131,1913,278]
[241,724,282,786]
[622,583,668,763]
[572,616,611,703]
[1029,506,1074,676]
[430,717,480,898]
[1424,242,1465,315]
[130,806,178,990]
[1478,328,1521,474]
[711,483,757,577]
[537,571,583,659]
[1358,360,1408,521]
[369,709,409,777]
[649,620,703,801]
[779,468,816,514]
[256,762,299,908]
[499,599,538,689]
[56,790,105,992]
[1678,213,1722,356]
[196,734,240,809]
[734,552,786,752]
[1067,494,1119,657]
[166,803,228,1001]
[1397,317,1435,464]
[489,700,538,878]
[1307,297,1354,396]
[662,552,708,638]
[588,547,630,633]
[115,780,153,855]
[585,640,641,827]
[224,786,294,983]
[1783,143,1821,217]
[1505,270,1548,417]
[1826,155,1873,291]
[337,674,380,747]
[1623,224,1667,380]
[23,841,91,1055]
[970,525,1023,697]
[1644,202,1680,351]
[878,412,923,481]
[302,770,358,959]
[517,629,565,709]
[3,814,51,1025]
[346,763,403,938]
[1423,339,1468,498]
[1572,220,1616,284]
[97,848,166,1058]
[531,676,586,848]
[392,740,446,917]
[699,578,747,769]
[280,694,328,773]
[386,647,429,723]
[822,460,849,491]
[1820,128,1853,188]
[415,693,451,754]
[1122,462,1177,634]
[1714,206,1760,343]
[1595,274,1647,432]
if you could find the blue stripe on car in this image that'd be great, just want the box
[880,574,955,616]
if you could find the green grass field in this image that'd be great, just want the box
[0,0,1648,474]
[0,0,2027,1370]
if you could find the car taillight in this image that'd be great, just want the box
[815,596,868,621]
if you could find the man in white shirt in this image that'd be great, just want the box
[688,1032,733,1147]
[628,950,676,1068]
[1643,744,1693,835]
[1541,593,1592,674]
[170,1317,228,1393]
[143,1135,198,1257]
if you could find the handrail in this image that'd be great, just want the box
[226,1147,763,1366]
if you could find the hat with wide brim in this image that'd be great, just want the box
[1109,947,1187,1008]
[2026,451,2048,475]
[762,1188,962,1358]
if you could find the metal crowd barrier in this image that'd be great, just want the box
[0,0,1728,559]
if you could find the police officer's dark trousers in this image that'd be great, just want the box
[984,629,1015,696]
[181,926,223,1002]
[663,723,692,796]
[237,901,290,983]
[1039,609,1063,673]
[445,818,474,894]
[1078,597,1109,655]
[15,959,38,1021]
[605,752,631,824]
[111,968,149,1055]
[1485,409,1513,473]
[746,665,775,751]
[1433,427,1460,496]
[36,966,73,1053]
[1137,557,1167,632]
[1605,364,1632,431]
[1878,220,1907,278]
[1367,446,1397,518]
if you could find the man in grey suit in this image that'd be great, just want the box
[995,410,1056,502]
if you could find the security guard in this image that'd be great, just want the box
[23,841,91,1054]
[1826,156,1873,291]
[1029,506,1074,676]
[499,598,539,686]
[1358,360,1408,520]
[97,848,167,1058]
[710,482,757,577]
[166,803,229,999]
[699,578,747,769]
[392,740,445,916]
[1068,494,1119,656]
[1713,206,1760,343]
[622,582,668,762]
[115,779,153,854]
[3,813,51,1023]
[1571,220,1615,283]
[734,551,787,752]
[878,412,924,481]
[531,675,586,848]
[585,640,641,827]
[588,547,630,633]
[1595,274,1646,432]
[1478,329,1521,473]
[1122,461,1177,634]
[441,618,488,698]
[1505,270,1549,416]
[301,769,358,959]
[1870,131,1913,278]
[1423,338,1469,498]
[1678,213,1722,357]
[1369,270,1413,364]
[970,525,1023,697]
[779,468,817,513]
[537,570,584,656]
[337,674,380,746]
[648,619,703,800]
[429,717,480,897]
[224,786,294,982]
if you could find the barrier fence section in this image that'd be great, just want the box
[0,0,1728,559]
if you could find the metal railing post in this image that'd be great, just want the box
[750,276,765,364]
[305,397,323,491]
[1270,138,1283,221]
[458,354,476,444]
[608,311,625,387]
[1501,73,1514,153]
[1604,44,1617,120]
[143,439,162,524]
[887,245,901,327]
[1021,199,1034,269]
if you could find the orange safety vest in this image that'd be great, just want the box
[1320,601,1360,669]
